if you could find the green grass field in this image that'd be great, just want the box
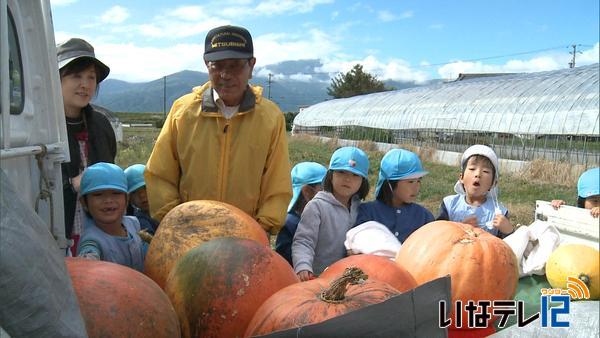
[117,127,577,226]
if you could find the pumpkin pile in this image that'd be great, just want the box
[144,200,269,289]
[164,237,299,338]
[65,257,180,338]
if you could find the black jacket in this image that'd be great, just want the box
[62,104,116,238]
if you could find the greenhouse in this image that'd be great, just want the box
[293,63,599,165]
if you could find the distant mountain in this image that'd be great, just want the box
[94,59,430,113]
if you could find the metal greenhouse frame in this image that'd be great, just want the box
[293,64,600,165]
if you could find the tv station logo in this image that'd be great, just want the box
[439,276,591,329]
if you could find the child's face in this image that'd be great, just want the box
[332,170,363,200]
[83,189,127,225]
[130,187,149,211]
[460,157,495,200]
[584,195,600,209]
[392,178,422,206]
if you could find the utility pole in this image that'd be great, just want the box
[569,44,581,68]
[267,73,272,100]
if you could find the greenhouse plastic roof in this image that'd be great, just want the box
[294,63,599,136]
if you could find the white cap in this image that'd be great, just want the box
[454,144,499,195]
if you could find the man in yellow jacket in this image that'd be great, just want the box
[145,25,292,235]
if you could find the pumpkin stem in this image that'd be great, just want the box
[320,267,368,303]
[578,273,591,287]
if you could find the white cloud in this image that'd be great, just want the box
[435,43,599,80]
[253,29,340,67]
[94,42,206,82]
[331,11,339,20]
[377,10,396,22]
[318,55,430,84]
[254,0,334,16]
[50,0,78,6]
[169,6,208,21]
[101,6,129,24]
[429,23,444,30]
[290,73,313,82]
[400,10,414,19]
[137,18,228,39]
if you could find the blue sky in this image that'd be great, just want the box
[50,0,599,83]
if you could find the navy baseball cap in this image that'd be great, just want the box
[204,25,254,62]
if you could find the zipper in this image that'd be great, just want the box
[218,119,231,200]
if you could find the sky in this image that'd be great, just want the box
[50,0,599,84]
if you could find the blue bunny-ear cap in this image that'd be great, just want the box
[578,167,599,198]
[80,162,127,196]
[287,162,327,212]
[375,149,428,197]
[329,146,369,178]
[124,164,146,193]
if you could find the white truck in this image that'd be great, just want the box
[1,1,88,336]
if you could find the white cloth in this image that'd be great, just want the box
[503,219,561,277]
[345,221,402,259]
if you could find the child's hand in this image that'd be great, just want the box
[591,207,600,218]
[297,270,315,282]
[462,215,478,227]
[71,174,83,193]
[493,214,513,234]
[551,200,566,209]
[346,249,358,256]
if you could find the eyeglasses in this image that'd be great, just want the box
[207,59,249,75]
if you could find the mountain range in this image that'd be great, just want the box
[94,59,431,113]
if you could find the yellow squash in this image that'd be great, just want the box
[546,244,600,300]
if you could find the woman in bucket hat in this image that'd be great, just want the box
[57,38,117,256]
[77,163,146,272]
[552,167,600,218]
[292,147,370,281]
[275,162,327,266]
[355,148,434,243]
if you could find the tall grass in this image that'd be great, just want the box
[117,128,578,226]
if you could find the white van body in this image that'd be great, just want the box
[0,0,69,251]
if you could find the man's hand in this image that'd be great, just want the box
[297,270,315,282]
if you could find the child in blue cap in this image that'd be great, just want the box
[275,162,327,266]
[355,149,434,243]
[292,146,370,281]
[124,164,160,234]
[77,162,146,272]
[551,167,599,218]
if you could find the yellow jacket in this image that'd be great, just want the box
[145,82,292,234]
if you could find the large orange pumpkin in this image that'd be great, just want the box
[395,221,519,329]
[144,200,268,289]
[65,257,180,338]
[244,267,400,337]
[320,254,417,293]
[164,237,299,338]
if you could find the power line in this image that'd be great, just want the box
[417,45,575,68]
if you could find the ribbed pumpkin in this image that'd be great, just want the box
[244,267,400,337]
[320,254,417,293]
[164,237,299,338]
[144,200,268,289]
[395,221,519,328]
[65,257,180,338]
[546,244,599,300]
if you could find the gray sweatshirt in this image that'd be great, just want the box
[292,191,361,275]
